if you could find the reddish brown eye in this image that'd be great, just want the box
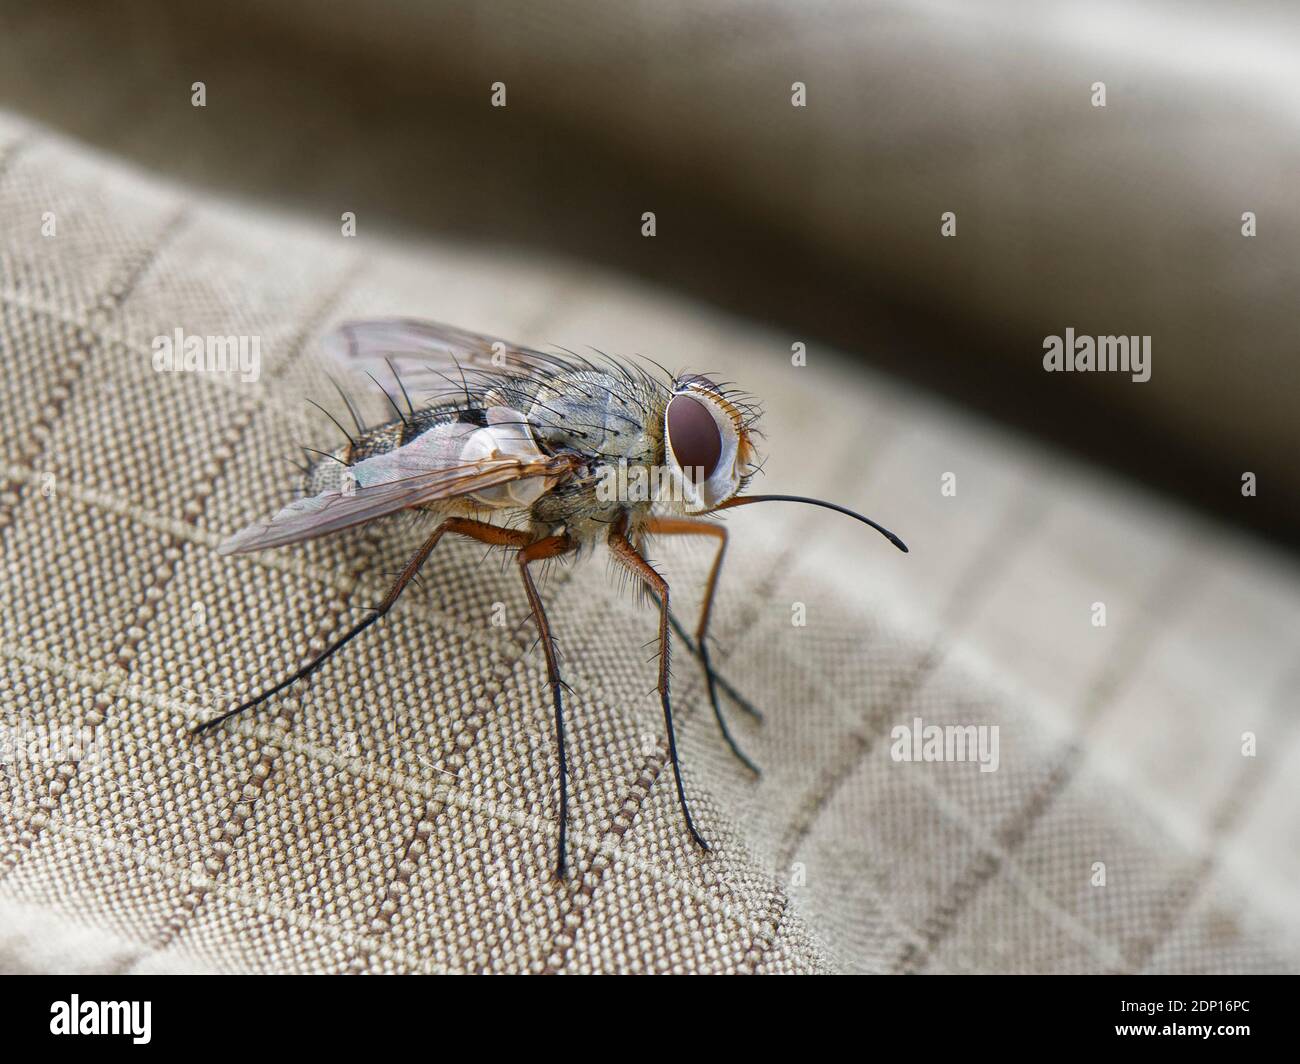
[667,393,722,482]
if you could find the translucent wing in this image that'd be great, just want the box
[219,411,578,554]
[320,318,567,409]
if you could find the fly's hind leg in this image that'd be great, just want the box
[198,517,581,879]
[643,516,762,775]
[192,517,525,734]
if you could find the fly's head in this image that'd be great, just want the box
[660,374,762,515]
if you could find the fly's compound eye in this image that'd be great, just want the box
[666,393,722,483]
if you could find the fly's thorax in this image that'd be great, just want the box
[524,369,661,464]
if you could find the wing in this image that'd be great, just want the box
[219,412,579,554]
[320,318,572,410]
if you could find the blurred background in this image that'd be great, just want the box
[1,0,1295,547]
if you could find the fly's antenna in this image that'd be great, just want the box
[713,494,908,553]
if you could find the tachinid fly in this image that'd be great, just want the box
[194,320,907,877]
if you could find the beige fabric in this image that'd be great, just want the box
[1,113,1298,973]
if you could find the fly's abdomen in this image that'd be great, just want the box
[301,405,482,496]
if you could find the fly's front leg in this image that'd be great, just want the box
[644,515,762,719]
[643,516,761,775]
[608,517,710,853]
[666,617,763,720]
[515,533,577,878]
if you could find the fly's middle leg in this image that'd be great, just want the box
[608,516,711,855]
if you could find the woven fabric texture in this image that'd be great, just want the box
[1,114,1297,973]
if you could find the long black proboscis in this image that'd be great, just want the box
[715,493,909,553]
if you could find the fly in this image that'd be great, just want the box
[192,319,908,877]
